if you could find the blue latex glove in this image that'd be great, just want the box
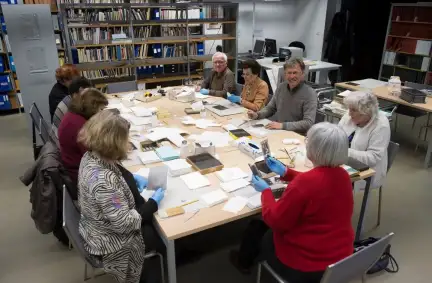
[133,174,148,193]
[251,175,270,192]
[200,88,210,95]
[150,188,165,205]
[266,156,287,177]
[227,95,241,104]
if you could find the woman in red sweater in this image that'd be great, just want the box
[58,88,108,188]
[230,122,354,283]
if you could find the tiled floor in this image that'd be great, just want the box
[0,113,431,283]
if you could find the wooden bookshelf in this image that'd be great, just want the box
[60,1,238,87]
[379,3,432,85]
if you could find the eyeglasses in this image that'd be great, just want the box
[241,73,254,78]
[213,61,226,65]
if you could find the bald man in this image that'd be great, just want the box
[198,52,235,98]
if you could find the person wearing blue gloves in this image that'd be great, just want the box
[77,110,165,283]
[230,122,355,283]
[196,52,235,98]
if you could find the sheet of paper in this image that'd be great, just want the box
[164,159,191,171]
[167,133,186,147]
[130,107,153,117]
[216,167,248,182]
[192,131,233,147]
[246,193,262,209]
[220,178,250,193]
[134,167,150,178]
[223,196,248,214]
[191,100,204,110]
[148,166,168,190]
[195,119,221,129]
[200,189,228,207]
[338,90,352,97]
[130,117,152,126]
[137,151,161,164]
[232,185,257,198]
[223,124,238,131]
[181,172,210,190]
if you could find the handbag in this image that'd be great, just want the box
[354,237,399,274]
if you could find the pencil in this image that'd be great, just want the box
[179,199,199,207]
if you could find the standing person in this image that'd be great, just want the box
[247,58,317,134]
[48,64,80,121]
[227,59,269,111]
[58,88,108,193]
[339,91,390,189]
[230,122,354,283]
[78,110,165,283]
[197,52,235,98]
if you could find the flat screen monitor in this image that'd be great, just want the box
[253,40,265,55]
[264,38,277,56]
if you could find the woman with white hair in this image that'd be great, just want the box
[339,91,390,189]
[230,122,354,283]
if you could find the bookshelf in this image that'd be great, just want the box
[0,3,22,112]
[379,3,432,86]
[59,1,238,88]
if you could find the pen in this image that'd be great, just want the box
[184,209,200,222]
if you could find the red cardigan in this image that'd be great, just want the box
[58,112,87,184]
[261,167,354,272]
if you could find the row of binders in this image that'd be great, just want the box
[75,46,132,63]
[134,26,154,39]
[189,42,205,56]
[82,68,133,80]
[163,45,185,58]
[66,9,129,22]
[69,27,130,45]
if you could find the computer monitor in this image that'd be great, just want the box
[253,40,265,55]
[264,38,277,56]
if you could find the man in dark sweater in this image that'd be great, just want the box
[248,58,317,133]
[198,52,235,98]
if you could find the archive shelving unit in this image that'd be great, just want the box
[59,1,239,88]
[379,2,432,85]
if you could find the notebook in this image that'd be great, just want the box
[220,179,250,193]
[200,189,228,207]
[180,172,211,190]
[137,151,161,164]
[216,167,248,182]
[155,146,180,161]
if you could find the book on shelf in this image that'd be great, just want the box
[161,25,187,37]
[82,67,133,80]
[421,57,431,72]
[131,9,150,21]
[189,42,204,56]
[134,26,153,39]
[4,35,11,52]
[202,5,224,19]
[134,44,148,59]
[70,27,130,45]
[52,15,60,30]
[67,9,129,22]
[163,44,185,58]
[75,45,131,63]
[160,9,201,20]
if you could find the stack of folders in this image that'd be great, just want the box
[164,159,193,177]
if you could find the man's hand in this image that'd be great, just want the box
[247,110,258,120]
[265,121,283,130]
[195,85,201,92]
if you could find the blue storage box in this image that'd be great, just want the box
[8,56,15,72]
[0,75,12,92]
[0,16,6,33]
[0,57,4,73]
[0,94,11,110]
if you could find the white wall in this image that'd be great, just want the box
[204,0,328,60]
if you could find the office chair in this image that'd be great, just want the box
[235,83,244,95]
[29,103,53,159]
[288,41,306,57]
[257,233,394,283]
[376,141,399,228]
[63,186,166,282]
[106,81,138,94]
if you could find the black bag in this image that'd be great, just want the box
[354,237,399,274]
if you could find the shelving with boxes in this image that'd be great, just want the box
[379,3,432,85]
[59,1,238,88]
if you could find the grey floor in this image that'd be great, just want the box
[0,113,431,283]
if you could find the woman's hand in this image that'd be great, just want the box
[133,174,148,193]
[266,156,287,177]
[150,188,165,205]
[251,175,270,192]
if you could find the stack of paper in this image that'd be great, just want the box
[216,167,248,182]
[167,133,186,147]
[220,178,250,193]
[247,193,262,209]
[188,131,233,147]
[195,119,221,129]
[138,151,161,164]
[130,117,152,126]
[155,146,180,161]
[164,159,193,177]
[200,189,228,207]
[130,107,155,117]
[181,172,211,190]
[223,196,248,214]
[223,124,238,131]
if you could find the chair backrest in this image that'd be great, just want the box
[288,41,306,56]
[63,186,102,268]
[320,233,394,283]
[315,111,326,124]
[29,103,51,144]
[106,81,138,94]
[405,81,432,91]
[235,83,244,95]
[387,141,399,172]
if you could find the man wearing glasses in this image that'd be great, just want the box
[248,58,317,134]
[197,52,235,98]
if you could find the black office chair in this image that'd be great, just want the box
[29,103,52,159]
[288,41,306,56]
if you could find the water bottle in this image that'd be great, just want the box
[180,140,189,158]
[200,107,206,118]
[151,112,158,127]
[388,76,401,96]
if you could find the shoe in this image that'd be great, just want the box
[229,250,252,275]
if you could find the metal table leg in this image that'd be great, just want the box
[153,219,177,283]
[355,177,372,241]
[424,136,432,169]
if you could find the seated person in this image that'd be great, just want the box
[51,76,93,141]
[227,59,269,111]
[230,122,354,283]
[48,64,79,122]
[247,58,317,133]
[339,91,390,189]
[77,110,165,283]
[58,88,108,186]
[197,52,235,98]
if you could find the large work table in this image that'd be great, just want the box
[116,92,375,283]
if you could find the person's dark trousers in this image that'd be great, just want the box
[237,219,269,268]
[140,224,166,283]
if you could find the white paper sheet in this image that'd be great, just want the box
[246,193,262,209]
[200,189,228,207]
[130,117,152,126]
[189,131,233,147]
[220,178,250,193]
[191,100,204,110]
[223,196,248,213]
[216,167,248,182]
[137,151,161,164]
[232,185,258,198]
[134,167,150,178]
[130,107,153,117]
[180,172,210,190]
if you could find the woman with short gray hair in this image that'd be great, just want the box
[230,122,354,283]
[339,91,390,189]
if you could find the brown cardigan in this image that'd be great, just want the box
[240,77,269,111]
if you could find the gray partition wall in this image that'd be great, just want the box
[3,4,59,139]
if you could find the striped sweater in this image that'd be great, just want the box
[78,151,143,255]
